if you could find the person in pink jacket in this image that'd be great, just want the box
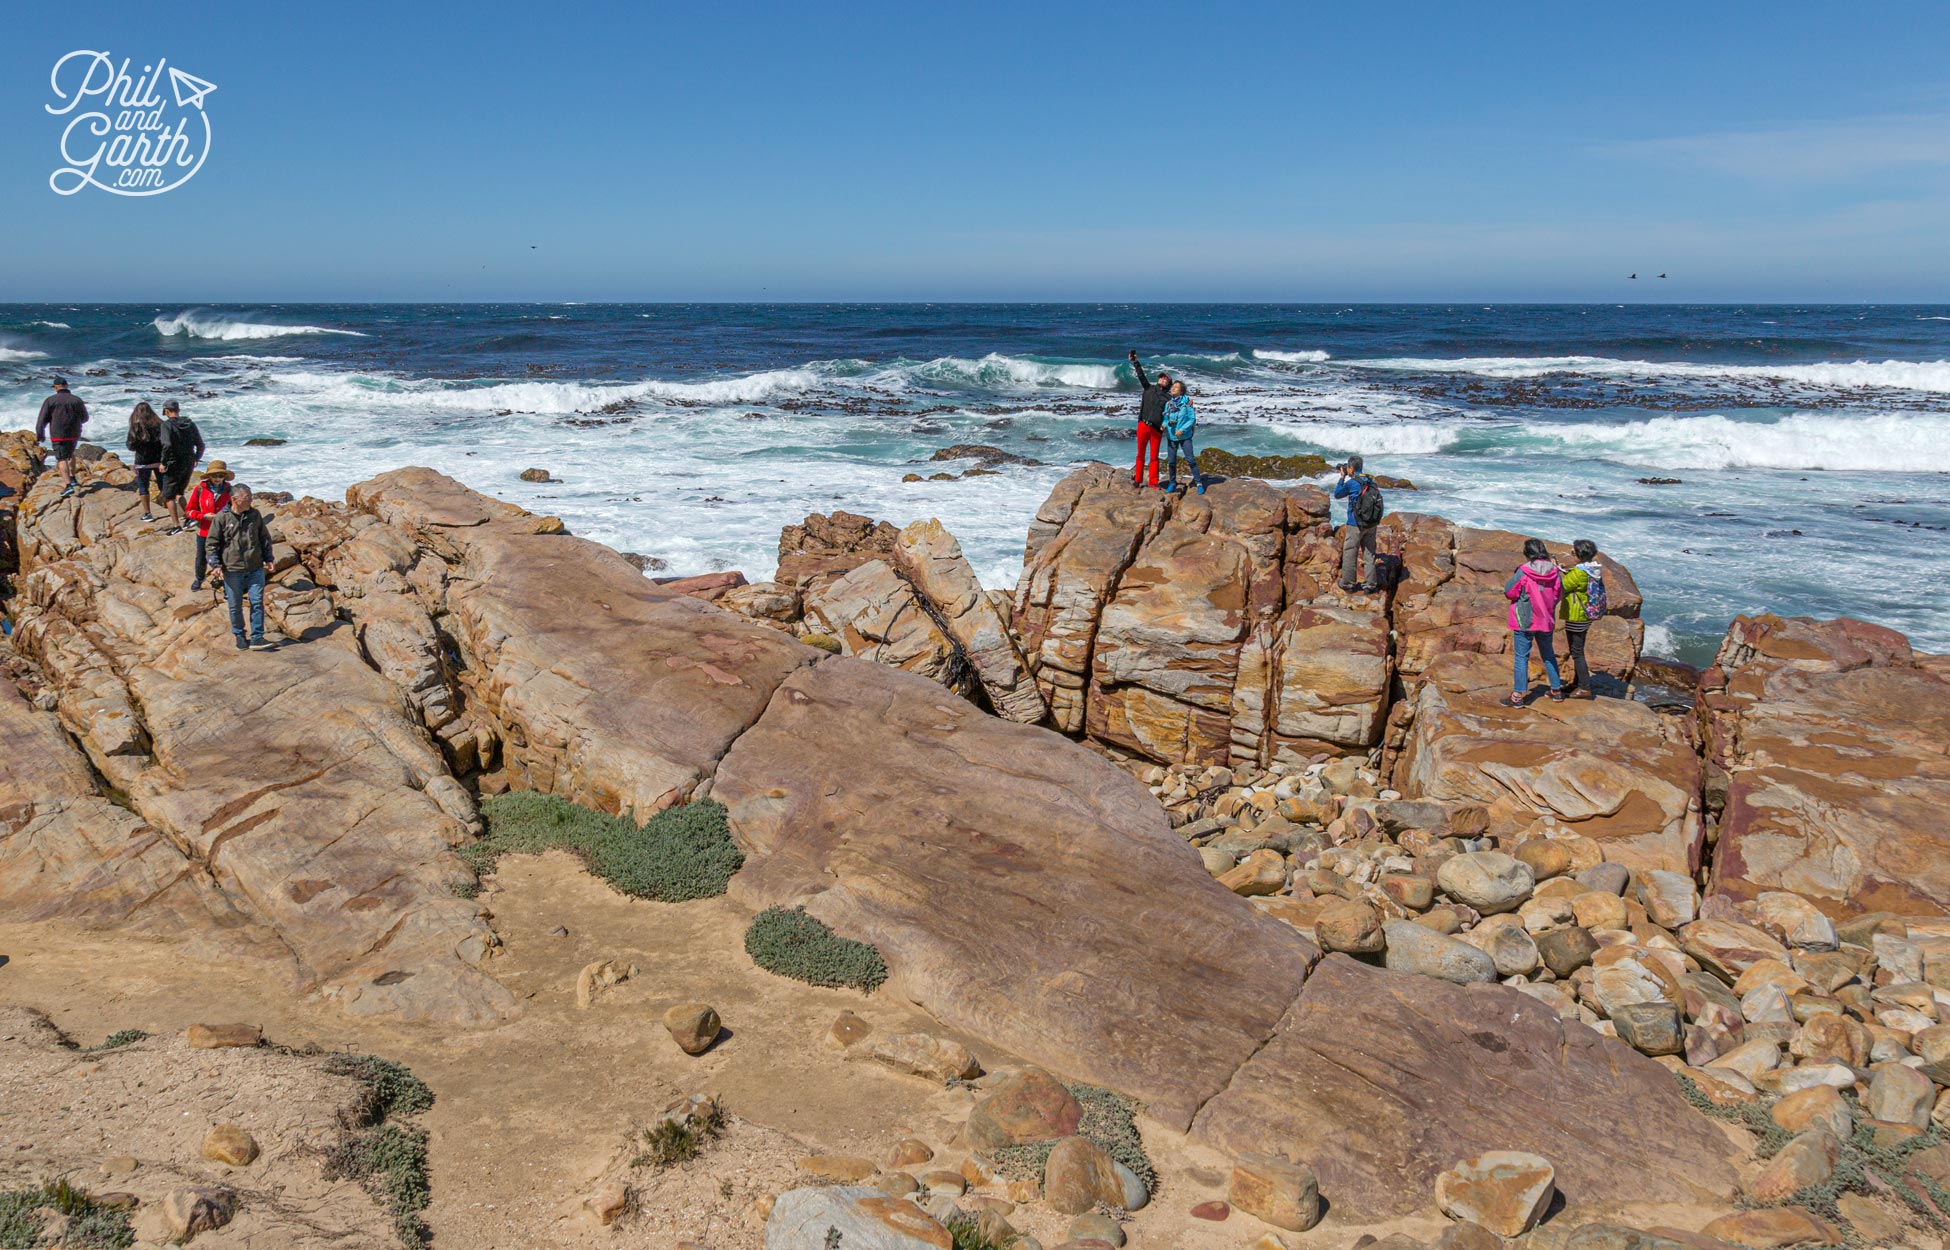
[1504,537,1565,705]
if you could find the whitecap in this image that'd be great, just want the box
[154,311,367,340]
[1252,349,1332,363]
[1521,411,1950,473]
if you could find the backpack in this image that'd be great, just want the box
[1353,479,1385,527]
[1584,566,1608,619]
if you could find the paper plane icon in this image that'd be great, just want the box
[168,67,217,110]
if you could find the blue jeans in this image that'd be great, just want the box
[1513,629,1561,694]
[1166,436,1202,486]
[223,569,266,642]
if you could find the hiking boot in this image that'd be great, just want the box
[233,635,250,650]
[249,637,275,651]
[189,579,202,592]
[1361,582,1381,593]
[1338,582,1359,593]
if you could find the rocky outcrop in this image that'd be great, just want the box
[1389,652,1706,875]
[1700,614,1950,917]
[6,460,511,1025]
[776,510,899,594]
[1192,956,1739,1215]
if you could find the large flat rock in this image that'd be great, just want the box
[1191,955,1741,1218]
[1701,614,1950,917]
[9,462,513,1025]
[710,655,1317,1130]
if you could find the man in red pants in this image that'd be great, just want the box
[1127,350,1171,489]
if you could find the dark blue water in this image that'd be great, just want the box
[4,303,1948,661]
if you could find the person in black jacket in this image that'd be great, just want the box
[1126,350,1172,490]
[158,400,205,533]
[125,401,166,521]
[208,484,277,650]
[33,377,89,497]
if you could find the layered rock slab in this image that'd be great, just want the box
[710,655,1317,1130]
[1389,652,1706,874]
[8,461,512,1025]
[1701,614,1950,917]
[338,468,819,815]
[1190,954,1740,1218]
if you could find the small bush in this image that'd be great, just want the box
[325,1054,434,1122]
[96,1029,148,1050]
[326,1125,430,1246]
[631,1101,726,1169]
[466,793,743,902]
[946,1214,1007,1250]
[992,1082,1154,1198]
[0,1179,134,1249]
[744,906,887,992]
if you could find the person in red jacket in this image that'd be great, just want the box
[183,460,234,592]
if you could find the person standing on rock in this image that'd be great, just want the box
[1506,537,1566,705]
[184,461,234,592]
[1161,381,1206,495]
[1558,538,1604,698]
[1127,350,1171,490]
[1333,455,1382,592]
[208,483,276,651]
[33,376,89,498]
[125,401,166,522]
[159,400,205,533]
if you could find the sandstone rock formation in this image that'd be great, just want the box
[6,459,512,1025]
[1700,613,1950,917]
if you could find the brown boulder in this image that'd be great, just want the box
[776,511,900,594]
[966,1069,1084,1148]
[1434,1150,1555,1237]
[1043,1136,1123,1215]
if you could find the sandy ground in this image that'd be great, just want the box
[0,849,1743,1249]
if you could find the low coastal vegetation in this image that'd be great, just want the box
[745,906,888,992]
[322,1054,438,1247]
[461,794,744,902]
[0,1179,134,1249]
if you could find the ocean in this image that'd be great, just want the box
[3,302,1947,665]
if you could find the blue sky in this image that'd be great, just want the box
[3,1,1947,301]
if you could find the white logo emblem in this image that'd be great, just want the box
[46,51,216,197]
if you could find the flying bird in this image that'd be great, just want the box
[1629,273,1637,280]
[1658,273,1667,279]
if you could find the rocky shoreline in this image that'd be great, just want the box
[3,434,1949,1250]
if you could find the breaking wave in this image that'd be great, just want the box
[263,367,820,413]
[0,346,49,361]
[1341,354,1950,394]
[1525,411,1950,473]
[893,353,1121,390]
[154,311,368,341]
[1252,349,1332,363]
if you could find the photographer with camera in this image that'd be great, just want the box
[1332,454,1384,592]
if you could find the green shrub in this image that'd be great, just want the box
[992,1082,1154,1199]
[0,1180,134,1249]
[744,906,887,992]
[946,1214,1008,1250]
[324,1054,434,1122]
[96,1029,148,1050]
[466,793,743,902]
[326,1125,430,1246]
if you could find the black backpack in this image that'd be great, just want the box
[1353,478,1385,526]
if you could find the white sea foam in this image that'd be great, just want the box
[1270,422,1462,456]
[1527,411,1950,472]
[897,353,1121,390]
[154,311,368,341]
[27,321,70,330]
[263,366,820,413]
[1342,354,1950,393]
[1252,349,1332,363]
[0,347,49,361]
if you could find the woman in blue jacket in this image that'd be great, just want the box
[1161,381,1206,495]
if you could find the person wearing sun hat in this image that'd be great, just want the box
[184,460,234,592]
